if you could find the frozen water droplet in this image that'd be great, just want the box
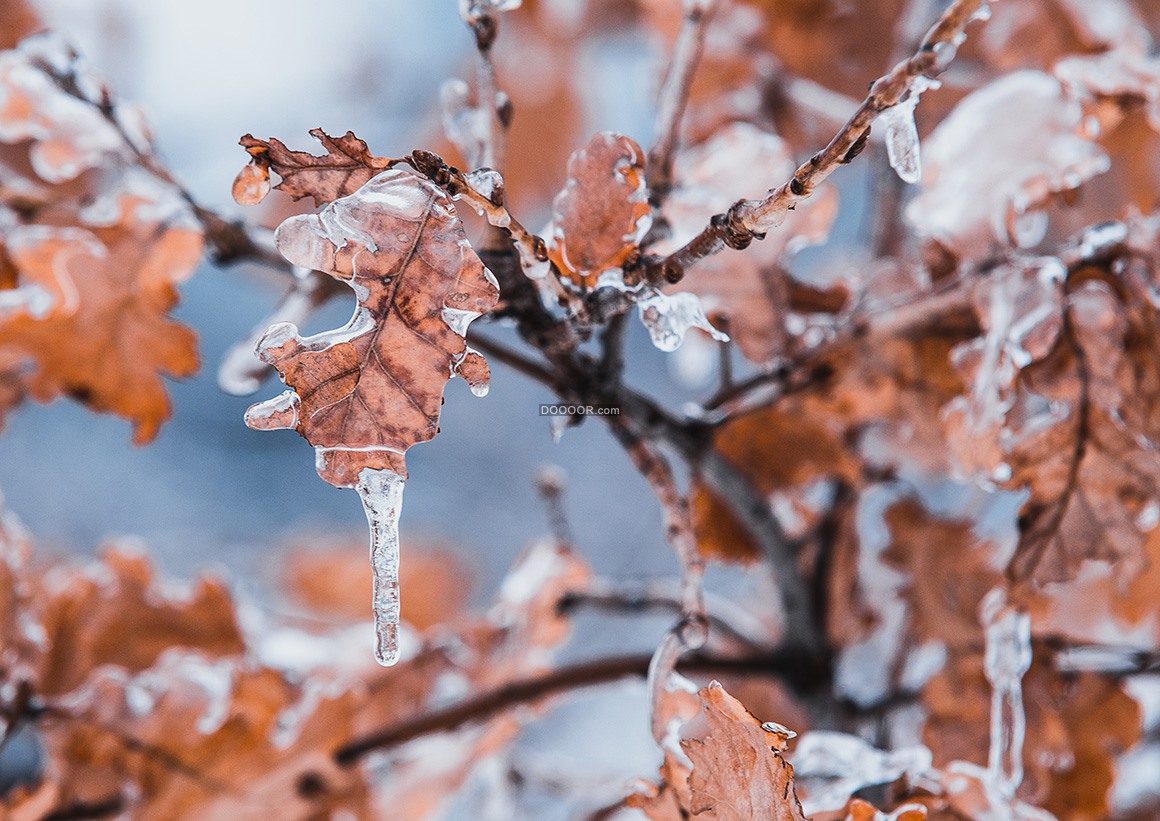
[549,414,567,443]
[355,468,406,667]
[638,290,729,352]
[879,76,939,184]
[442,306,482,337]
[244,390,300,431]
[1010,208,1048,248]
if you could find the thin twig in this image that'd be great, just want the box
[612,424,707,650]
[557,578,778,650]
[333,648,817,766]
[649,0,991,285]
[647,0,717,200]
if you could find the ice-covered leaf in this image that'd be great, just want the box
[42,652,370,819]
[944,258,1066,482]
[246,169,497,665]
[923,649,1139,819]
[0,177,203,443]
[246,168,499,487]
[0,37,202,441]
[547,131,651,288]
[907,72,1110,259]
[33,543,245,696]
[234,128,396,207]
[0,34,132,183]
[681,681,807,821]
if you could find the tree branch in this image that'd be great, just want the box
[648,0,991,285]
[332,648,824,766]
[646,0,717,201]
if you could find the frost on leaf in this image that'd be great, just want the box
[659,123,838,362]
[945,276,1160,585]
[0,36,202,441]
[547,131,651,289]
[234,128,396,207]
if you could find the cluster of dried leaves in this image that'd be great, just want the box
[7,0,1160,817]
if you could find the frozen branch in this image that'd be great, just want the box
[648,0,992,285]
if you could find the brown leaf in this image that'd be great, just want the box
[245,168,499,487]
[0,38,202,442]
[693,406,859,562]
[283,538,470,630]
[41,653,370,820]
[548,131,651,288]
[234,128,396,208]
[681,681,807,821]
[908,71,1109,260]
[33,542,245,696]
[923,648,1139,820]
[880,498,1002,651]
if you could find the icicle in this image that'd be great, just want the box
[355,468,406,667]
[879,76,940,184]
[638,290,729,352]
[980,587,1032,802]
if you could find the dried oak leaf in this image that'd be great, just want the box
[0,38,202,441]
[283,537,470,630]
[32,542,245,696]
[41,653,370,820]
[0,191,202,444]
[692,406,859,562]
[923,648,1139,821]
[245,169,499,488]
[233,128,395,208]
[547,131,651,289]
[681,681,807,821]
[907,71,1110,260]
[997,280,1160,584]
[879,497,1003,651]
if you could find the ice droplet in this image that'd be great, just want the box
[355,468,406,667]
[243,389,300,431]
[638,290,729,352]
[980,587,1032,801]
[879,76,940,184]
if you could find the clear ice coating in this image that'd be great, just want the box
[637,290,729,352]
[879,76,940,184]
[981,587,1033,801]
[792,731,933,815]
[355,467,406,667]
